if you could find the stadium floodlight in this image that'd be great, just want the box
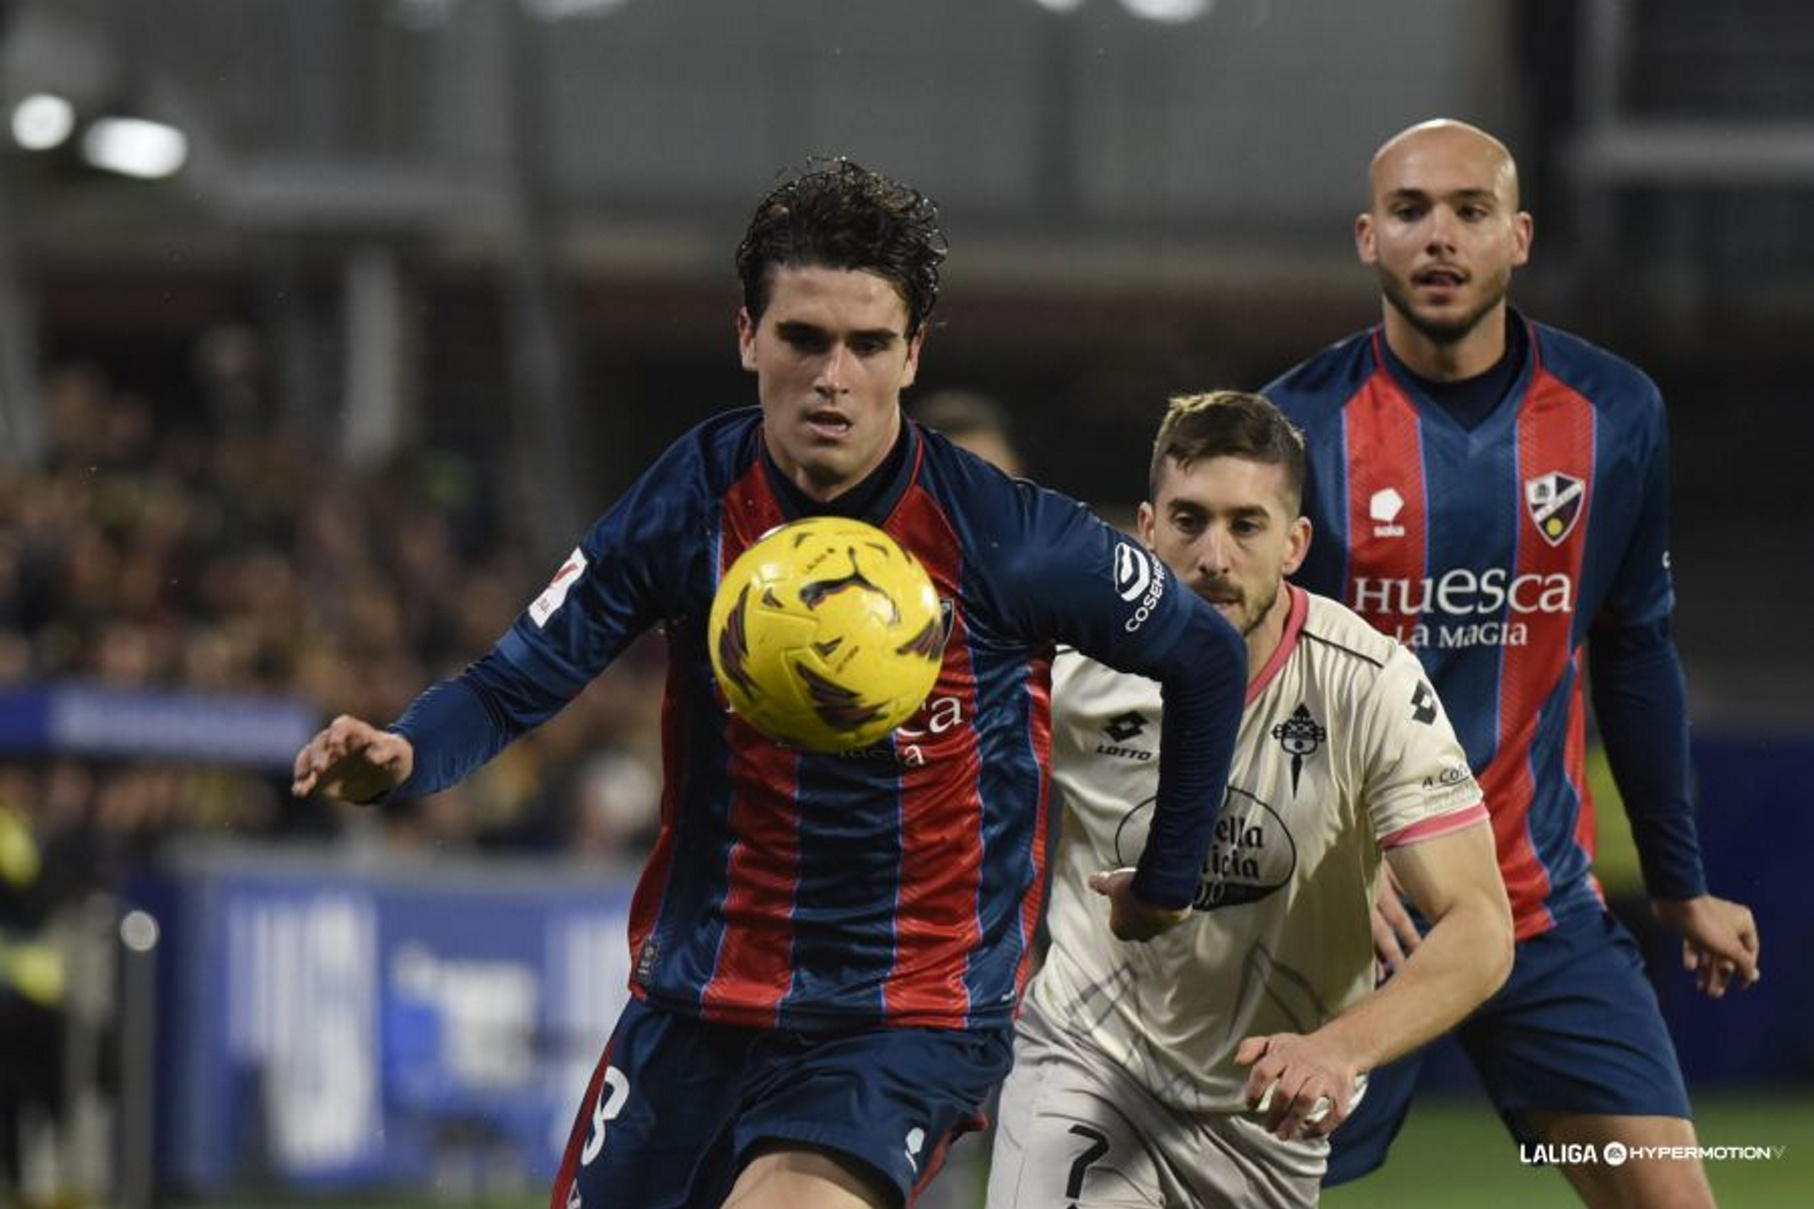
[79,115,188,180]
[522,0,632,17]
[11,93,76,151]
[1118,0,1214,21]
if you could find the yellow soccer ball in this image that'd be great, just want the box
[709,517,946,752]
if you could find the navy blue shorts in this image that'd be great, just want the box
[1326,906,1692,1185]
[550,997,1013,1209]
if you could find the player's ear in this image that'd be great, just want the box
[1282,516,1312,576]
[1136,501,1157,550]
[900,328,926,389]
[737,307,759,371]
[1355,212,1377,265]
[1511,210,1534,268]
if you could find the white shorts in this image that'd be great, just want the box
[986,1003,1326,1208]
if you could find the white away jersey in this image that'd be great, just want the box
[1025,585,1485,1112]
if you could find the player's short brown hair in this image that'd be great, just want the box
[1149,391,1306,511]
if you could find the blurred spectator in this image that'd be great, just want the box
[567,751,660,865]
[0,351,666,886]
[912,389,1025,476]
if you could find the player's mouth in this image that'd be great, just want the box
[804,409,855,440]
[1197,583,1242,610]
[1413,265,1467,297]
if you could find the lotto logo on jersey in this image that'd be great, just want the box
[1524,472,1585,546]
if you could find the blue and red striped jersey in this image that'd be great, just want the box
[392,408,1244,1030]
[1268,315,1681,939]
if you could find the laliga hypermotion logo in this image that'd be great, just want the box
[1525,471,1584,546]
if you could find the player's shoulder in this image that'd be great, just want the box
[916,422,1109,565]
[1261,327,1379,422]
[1294,590,1406,679]
[915,420,1053,514]
[1528,318,1666,421]
[679,406,766,482]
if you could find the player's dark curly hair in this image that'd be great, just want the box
[1149,391,1307,511]
[735,157,947,337]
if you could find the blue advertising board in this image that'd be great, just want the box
[139,844,636,1193]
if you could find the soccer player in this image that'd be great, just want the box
[290,159,1248,1209]
[984,390,1512,1207]
[1265,119,1761,1207]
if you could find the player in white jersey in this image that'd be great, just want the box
[987,391,1514,1207]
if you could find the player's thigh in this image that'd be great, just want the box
[1464,909,1691,1144]
[1525,1111,1714,1209]
[735,1022,1013,1209]
[722,1144,893,1209]
[553,998,748,1209]
[986,1041,1160,1209]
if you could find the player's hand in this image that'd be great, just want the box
[1088,868,1191,942]
[1651,894,1760,998]
[1235,1032,1361,1141]
[291,714,414,804]
[1371,864,1420,982]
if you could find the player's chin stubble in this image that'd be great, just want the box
[1381,271,1507,347]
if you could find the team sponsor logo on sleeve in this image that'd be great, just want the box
[1524,471,1585,546]
[1113,542,1166,632]
[1114,541,1152,601]
[529,546,587,627]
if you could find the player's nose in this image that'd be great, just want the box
[814,345,851,395]
[1424,207,1460,253]
[1196,529,1233,574]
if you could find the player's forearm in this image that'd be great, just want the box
[1589,619,1707,899]
[1314,894,1512,1073]
[1135,603,1245,908]
[388,653,535,798]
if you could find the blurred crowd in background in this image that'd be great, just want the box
[0,355,668,886]
[0,355,670,1185]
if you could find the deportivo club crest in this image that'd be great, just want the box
[1524,471,1585,546]
[1270,704,1326,795]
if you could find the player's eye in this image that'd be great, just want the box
[779,327,831,354]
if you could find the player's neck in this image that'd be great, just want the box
[1244,587,1292,683]
[1381,304,1509,382]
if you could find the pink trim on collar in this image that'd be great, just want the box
[1246,584,1309,707]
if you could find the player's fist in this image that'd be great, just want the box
[1652,894,1761,998]
[291,714,414,804]
[1089,868,1191,942]
[1236,1033,1357,1141]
